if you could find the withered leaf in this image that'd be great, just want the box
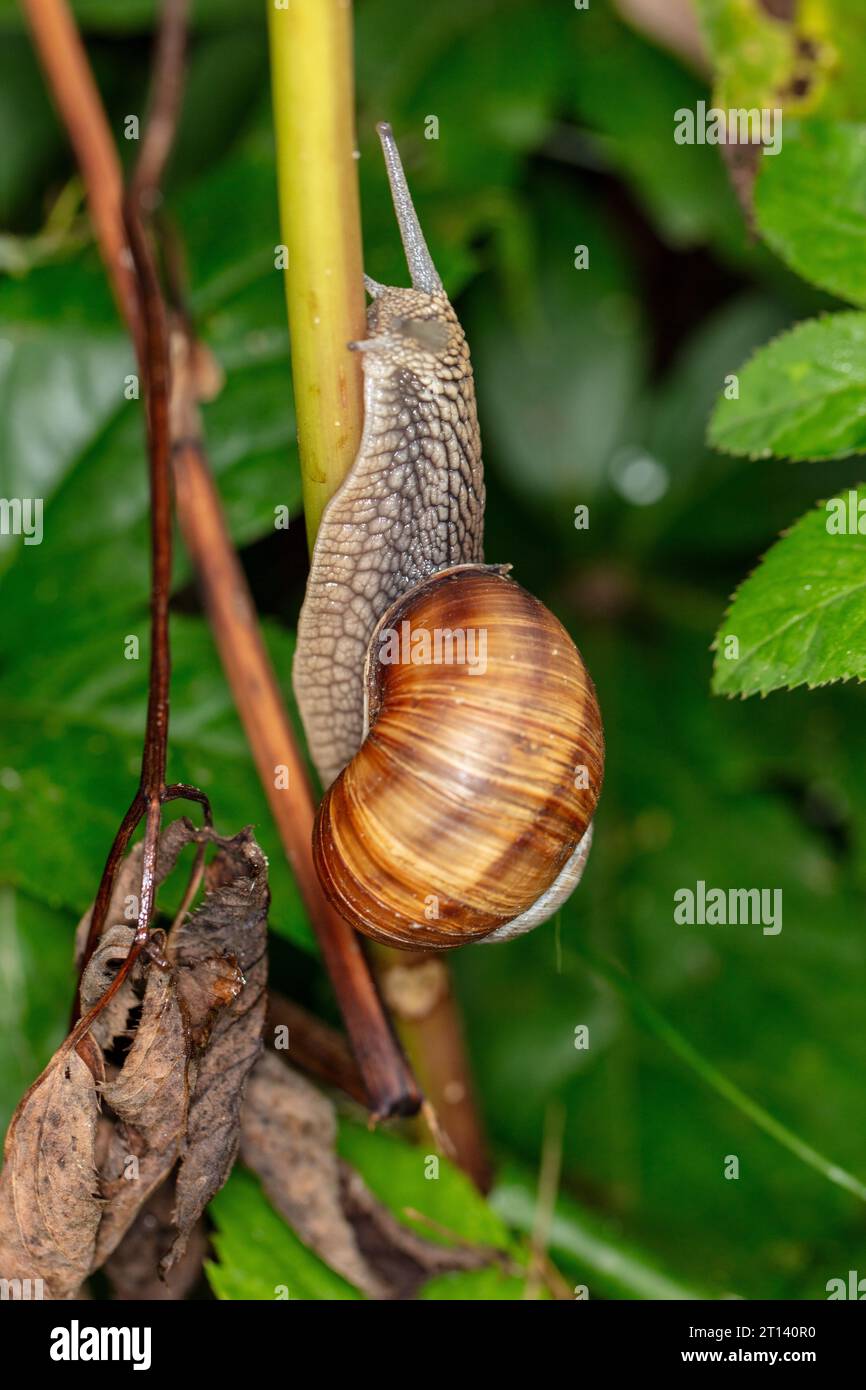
[0,1035,104,1300]
[76,818,198,1051]
[1,818,269,1298]
[719,139,763,227]
[240,1051,387,1297]
[75,816,197,968]
[80,924,137,1014]
[239,1053,493,1299]
[164,827,268,1269]
[79,923,141,1056]
[338,1163,492,1296]
[105,1179,207,1301]
[93,966,190,1267]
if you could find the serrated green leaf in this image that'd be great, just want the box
[708,312,866,461]
[713,486,866,695]
[207,1166,362,1301]
[756,120,866,307]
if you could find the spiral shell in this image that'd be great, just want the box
[313,565,604,949]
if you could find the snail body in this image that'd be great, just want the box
[293,125,603,950]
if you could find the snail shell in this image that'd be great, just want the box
[313,565,603,949]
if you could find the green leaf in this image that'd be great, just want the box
[168,29,269,191]
[624,292,793,557]
[708,312,866,461]
[694,0,830,116]
[353,0,575,296]
[817,1,866,121]
[0,163,298,617]
[756,121,866,307]
[356,0,570,197]
[0,612,313,949]
[206,1166,362,1301]
[337,1120,512,1250]
[0,261,130,524]
[0,888,75,1136]
[697,2,866,124]
[713,486,866,696]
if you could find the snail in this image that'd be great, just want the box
[293,123,604,951]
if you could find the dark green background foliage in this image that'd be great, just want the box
[2,0,866,1299]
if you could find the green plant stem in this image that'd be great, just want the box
[268,0,366,550]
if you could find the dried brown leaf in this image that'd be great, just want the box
[105,1179,206,1301]
[240,1052,387,1297]
[720,140,763,227]
[1,821,269,1296]
[76,818,198,1051]
[94,966,190,1266]
[75,817,197,967]
[163,827,268,1269]
[338,1163,492,1295]
[0,1035,104,1299]
[240,1053,493,1299]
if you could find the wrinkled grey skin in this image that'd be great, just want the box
[293,284,485,789]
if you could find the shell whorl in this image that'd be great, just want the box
[312,567,604,949]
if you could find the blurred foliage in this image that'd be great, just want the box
[2,0,866,1302]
